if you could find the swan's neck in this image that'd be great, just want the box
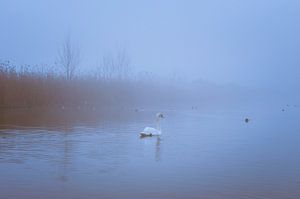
[156,118,161,131]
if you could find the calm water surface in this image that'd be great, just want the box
[0,107,300,199]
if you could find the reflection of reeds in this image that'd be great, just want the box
[0,61,186,109]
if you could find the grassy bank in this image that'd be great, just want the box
[0,61,192,110]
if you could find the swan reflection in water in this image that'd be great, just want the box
[140,135,162,162]
[155,136,162,161]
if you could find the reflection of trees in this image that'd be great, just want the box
[0,130,27,164]
[58,126,73,183]
[0,126,76,182]
[0,123,135,183]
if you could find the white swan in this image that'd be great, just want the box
[140,113,164,137]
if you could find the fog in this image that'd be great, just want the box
[1,0,300,95]
[1,2,300,199]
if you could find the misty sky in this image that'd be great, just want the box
[1,0,300,90]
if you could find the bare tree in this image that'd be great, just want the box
[58,37,80,80]
[97,48,131,80]
[115,48,131,79]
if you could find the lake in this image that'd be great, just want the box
[0,106,300,199]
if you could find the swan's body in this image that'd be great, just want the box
[140,113,164,137]
[140,127,161,136]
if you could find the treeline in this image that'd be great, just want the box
[0,59,189,109]
[0,38,248,111]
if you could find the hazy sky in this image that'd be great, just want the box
[1,0,300,90]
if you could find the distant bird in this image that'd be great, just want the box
[140,113,164,137]
[245,118,250,123]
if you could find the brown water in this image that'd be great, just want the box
[0,107,300,199]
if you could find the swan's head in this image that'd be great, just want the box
[156,113,164,119]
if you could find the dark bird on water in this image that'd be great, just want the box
[245,118,250,123]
